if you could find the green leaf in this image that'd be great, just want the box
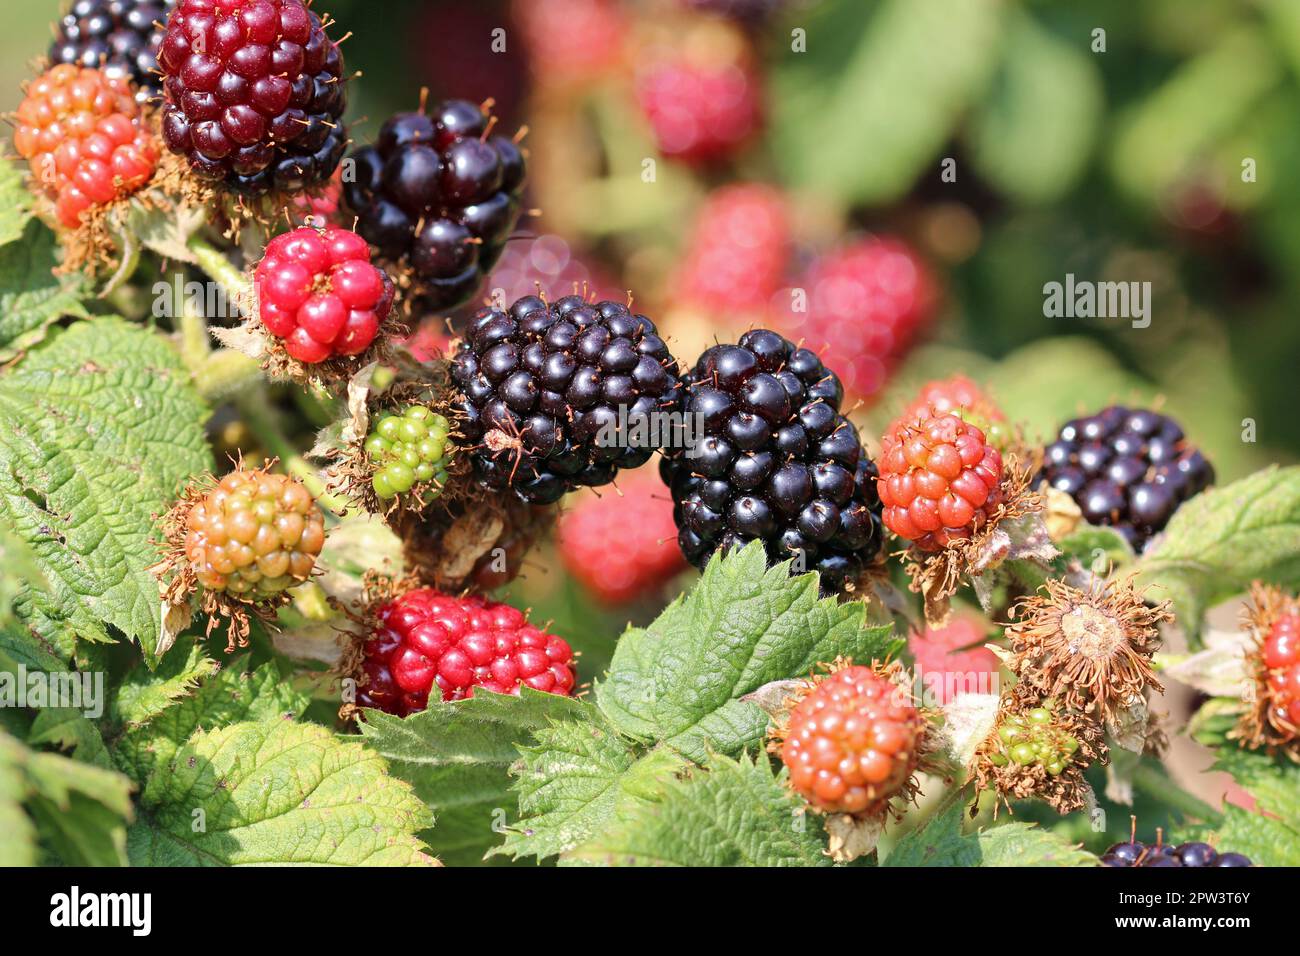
[113,657,310,785]
[1189,746,1300,866]
[595,541,898,761]
[1135,466,1300,644]
[356,688,589,865]
[966,12,1103,203]
[490,717,687,861]
[565,753,834,866]
[128,719,435,866]
[0,221,89,351]
[1055,524,1135,574]
[770,0,1002,204]
[111,641,219,730]
[28,707,113,769]
[0,318,211,662]
[0,160,34,249]
[0,625,65,675]
[885,800,1096,867]
[0,727,133,866]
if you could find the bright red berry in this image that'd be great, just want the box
[908,614,1000,705]
[557,473,686,605]
[12,64,159,228]
[877,413,1004,551]
[898,375,1003,427]
[635,44,762,164]
[673,183,789,315]
[778,665,924,816]
[254,225,395,364]
[1264,611,1300,729]
[770,238,939,403]
[358,588,577,716]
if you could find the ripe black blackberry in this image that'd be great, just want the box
[1101,840,1251,867]
[343,99,527,311]
[158,0,348,195]
[50,0,175,99]
[1041,406,1213,551]
[658,329,884,593]
[452,294,683,505]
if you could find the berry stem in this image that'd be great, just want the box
[193,349,263,404]
[234,391,351,514]
[1131,761,1224,826]
[188,234,253,310]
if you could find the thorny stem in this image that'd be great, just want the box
[234,391,351,515]
[1131,761,1224,827]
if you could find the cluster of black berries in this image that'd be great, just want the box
[50,0,175,99]
[1102,841,1251,867]
[343,100,526,311]
[1041,406,1213,551]
[453,294,682,505]
[658,329,884,592]
[158,0,348,194]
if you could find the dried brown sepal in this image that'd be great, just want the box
[1231,582,1300,760]
[1005,577,1170,725]
[904,455,1044,626]
[971,697,1106,817]
[1042,483,1084,542]
[150,463,297,654]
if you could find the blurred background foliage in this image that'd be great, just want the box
[5,0,1297,670]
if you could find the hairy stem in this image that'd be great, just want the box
[188,234,252,310]
[235,391,350,514]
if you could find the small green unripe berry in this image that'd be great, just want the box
[365,404,453,500]
[1010,743,1037,765]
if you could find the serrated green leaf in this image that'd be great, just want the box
[1197,806,1300,866]
[771,0,1002,203]
[113,657,310,785]
[0,221,89,350]
[112,641,218,729]
[0,625,65,675]
[28,707,113,769]
[565,753,834,867]
[966,12,1102,204]
[490,718,686,861]
[1135,466,1300,644]
[0,319,211,662]
[0,733,38,865]
[0,161,35,247]
[358,688,588,865]
[1211,746,1300,826]
[596,542,898,761]
[885,799,1096,867]
[1056,524,1135,573]
[129,719,435,866]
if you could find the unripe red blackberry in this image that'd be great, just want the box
[674,183,789,315]
[343,99,527,310]
[776,664,924,816]
[357,588,576,716]
[1263,609,1300,731]
[452,293,683,505]
[158,0,348,195]
[50,0,175,100]
[877,413,1003,552]
[183,468,325,599]
[635,48,762,165]
[253,225,395,364]
[659,329,884,593]
[1040,406,1213,551]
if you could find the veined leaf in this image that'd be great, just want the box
[885,800,1096,867]
[0,160,35,247]
[129,719,436,866]
[111,641,219,730]
[0,319,211,663]
[0,221,89,352]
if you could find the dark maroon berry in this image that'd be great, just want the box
[1175,842,1218,867]
[159,0,347,194]
[1039,406,1213,551]
[1214,852,1253,867]
[454,295,681,504]
[660,329,884,594]
[1105,842,1145,863]
[51,0,175,100]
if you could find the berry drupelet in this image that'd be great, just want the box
[452,293,683,505]
[1263,607,1300,732]
[158,0,348,195]
[659,329,884,593]
[357,588,576,716]
[343,99,527,310]
[364,405,453,500]
[1101,840,1252,867]
[50,0,175,100]
[1041,406,1213,551]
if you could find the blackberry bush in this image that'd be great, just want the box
[452,293,683,504]
[50,0,175,99]
[1040,406,1213,551]
[659,329,884,592]
[158,0,348,194]
[343,98,527,310]
[365,405,453,500]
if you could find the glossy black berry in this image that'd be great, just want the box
[158,0,348,195]
[51,0,175,100]
[454,296,681,504]
[343,99,526,311]
[1040,406,1213,551]
[659,329,883,594]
